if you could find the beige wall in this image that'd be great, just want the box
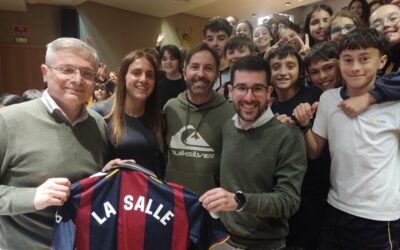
[0,2,207,94]
[0,4,60,45]
[160,13,207,51]
[78,2,161,71]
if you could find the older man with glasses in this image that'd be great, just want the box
[199,56,307,250]
[0,37,108,249]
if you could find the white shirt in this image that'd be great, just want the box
[233,108,275,130]
[41,90,88,126]
[313,88,400,221]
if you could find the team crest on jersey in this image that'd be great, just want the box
[170,125,215,159]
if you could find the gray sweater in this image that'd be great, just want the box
[0,99,108,250]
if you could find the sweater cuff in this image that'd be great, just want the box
[12,188,37,214]
[369,89,384,104]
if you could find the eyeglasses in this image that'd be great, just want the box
[370,13,400,31]
[330,24,356,34]
[46,65,97,81]
[233,84,267,96]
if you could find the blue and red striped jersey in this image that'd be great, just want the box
[52,162,229,250]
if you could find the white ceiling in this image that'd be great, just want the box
[0,0,322,21]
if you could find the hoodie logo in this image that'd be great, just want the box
[170,125,215,159]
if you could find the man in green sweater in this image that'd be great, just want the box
[164,43,235,195]
[0,38,108,249]
[200,56,307,250]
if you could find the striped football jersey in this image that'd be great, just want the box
[52,161,229,250]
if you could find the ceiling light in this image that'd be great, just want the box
[285,2,291,5]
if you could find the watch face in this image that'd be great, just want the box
[235,191,245,210]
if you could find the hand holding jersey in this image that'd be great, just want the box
[34,178,71,210]
[199,187,238,213]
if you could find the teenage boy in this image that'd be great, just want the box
[218,34,256,99]
[202,17,233,91]
[293,27,400,249]
[200,56,306,250]
[266,45,329,249]
[305,40,400,117]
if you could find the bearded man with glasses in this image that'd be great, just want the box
[199,56,307,250]
[0,37,108,249]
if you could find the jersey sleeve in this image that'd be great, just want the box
[52,199,77,250]
[183,188,229,250]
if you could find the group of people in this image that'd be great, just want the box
[1,0,400,249]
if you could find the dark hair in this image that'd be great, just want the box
[92,82,111,102]
[266,45,305,85]
[224,34,256,55]
[304,41,339,71]
[348,0,370,25]
[22,89,42,101]
[304,4,333,46]
[106,49,163,149]
[369,0,383,10]
[0,94,24,106]
[159,44,184,73]
[184,43,220,71]
[236,19,254,35]
[283,20,302,35]
[202,17,233,37]
[231,56,269,85]
[337,27,388,55]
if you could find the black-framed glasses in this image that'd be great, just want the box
[330,24,356,34]
[233,84,267,96]
[46,65,97,81]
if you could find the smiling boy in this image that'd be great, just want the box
[293,27,400,249]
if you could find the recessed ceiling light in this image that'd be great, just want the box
[285,2,291,5]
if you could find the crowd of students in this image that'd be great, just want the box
[1,0,400,249]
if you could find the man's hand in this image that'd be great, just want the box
[293,102,319,126]
[199,188,237,213]
[338,93,375,118]
[34,178,71,210]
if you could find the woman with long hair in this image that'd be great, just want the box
[304,4,333,47]
[105,49,164,176]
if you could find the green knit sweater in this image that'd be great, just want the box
[0,99,108,250]
[220,116,307,249]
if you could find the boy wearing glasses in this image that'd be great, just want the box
[370,4,400,73]
[0,38,108,249]
[294,27,400,249]
[200,56,307,250]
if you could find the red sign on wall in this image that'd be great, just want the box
[13,25,29,37]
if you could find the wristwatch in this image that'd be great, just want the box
[298,121,312,134]
[234,191,246,211]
